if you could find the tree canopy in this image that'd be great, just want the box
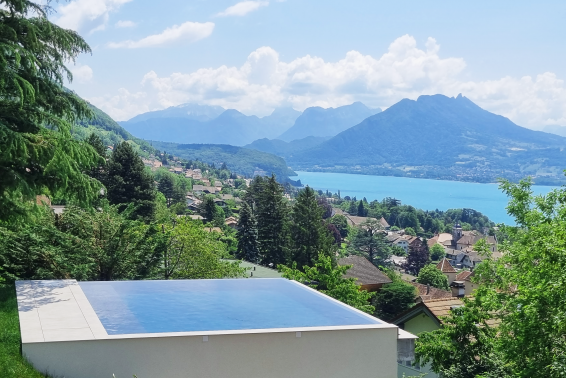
[416,264,449,290]
[0,0,100,222]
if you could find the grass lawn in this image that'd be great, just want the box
[0,284,47,378]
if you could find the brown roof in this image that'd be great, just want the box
[409,282,453,302]
[423,297,464,320]
[455,271,473,281]
[436,258,456,273]
[337,255,392,286]
[379,217,390,228]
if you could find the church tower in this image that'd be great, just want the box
[452,223,463,245]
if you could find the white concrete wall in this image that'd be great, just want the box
[23,327,398,378]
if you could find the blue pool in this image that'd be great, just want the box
[79,279,380,335]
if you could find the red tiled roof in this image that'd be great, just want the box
[436,258,456,273]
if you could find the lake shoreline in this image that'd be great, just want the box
[294,171,559,224]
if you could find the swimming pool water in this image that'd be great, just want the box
[79,279,380,335]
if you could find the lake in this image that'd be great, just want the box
[295,171,560,224]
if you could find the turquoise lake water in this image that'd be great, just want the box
[295,171,560,224]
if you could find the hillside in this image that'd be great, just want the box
[288,94,566,185]
[150,141,297,182]
[278,102,381,141]
[74,104,156,156]
[244,136,330,158]
[120,104,301,146]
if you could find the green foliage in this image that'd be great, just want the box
[0,204,161,282]
[151,142,296,182]
[373,281,416,321]
[199,195,224,227]
[157,172,185,208]
[236,202,260,263]
[279,255,375,314]
[404,227,416,236]
[329,214,349,237]
[416,178,566,378]
[0,284,48,378]
[290,186,334,268]
[416,264,449,290]
[430,243,446,261]
[105,142,156,221]
[248,175,290,266]
[159,218,245,280]
[0,0,101,222]
[349,219,392,267]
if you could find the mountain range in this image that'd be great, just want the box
[278,102,381,141]
[285,94,566,184]
[120,102,380,146]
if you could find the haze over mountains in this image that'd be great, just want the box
[120,102,380,146]
[117,95,566,185]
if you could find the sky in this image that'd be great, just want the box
[56,0,566,127]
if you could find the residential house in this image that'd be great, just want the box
[337,255,392,292]
[188,215,204,222]
[408,282,453,303]
[225,217,238,229]
[436,258,457,285]
[214,199,226,207]
[406,236,426,254]
[379,217,390,230]
[387,234,410,254]
[454,270,478,296]
[392,297,465,378]
[214,181,223,189]
[201,179,210,185]
[192,185,205,195]
[173,167,183,174]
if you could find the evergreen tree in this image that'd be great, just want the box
[157,174,176,207]
[256,174,289,266]
[290,186,334,268]
[105,142,156,221]
[236,202,260,262]
[0,0,99,221]
[85,133,107,184]
[348,201,357,215]
[357,200,366,216]
[349,219,392,267]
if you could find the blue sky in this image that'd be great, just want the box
[57,0,566,126]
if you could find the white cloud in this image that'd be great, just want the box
[115,20,136,28]
[216,1,268,17]
[54,0,132,33]
[91,35,566,127]
[108,21,214,49]
[70,64,93,83]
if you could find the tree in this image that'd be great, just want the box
[157,173,184,208]
[163,218,245,279]
[373,281,416,321]
[357,200,367,216]
[326,223,342,245]
[329,214,349,238]
[236,202,260,262]
[290,186,334,268]
[348,201,357,215]
[85,133,107,184]
[404,239,430,275]
[416,178,566,378]
[349,219,392,267]
[430,243,446,261]
[255,175,289,266]
[404,227,417,236]
[416,264,449,290]
[317,196,333,219]
[0,0,99,221]
[280,255,375,314]
[199,195,224,227]
[105,142,156,221]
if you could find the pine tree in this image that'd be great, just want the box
[85,133,107,184]
[357,200,366,216]
[290,186,334,268]
[105,142,156,221]
[158,174,176,207]
[0,0,98,221]
[349,219,392,267]
[256,174,289,266]
[236,202,260,262]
